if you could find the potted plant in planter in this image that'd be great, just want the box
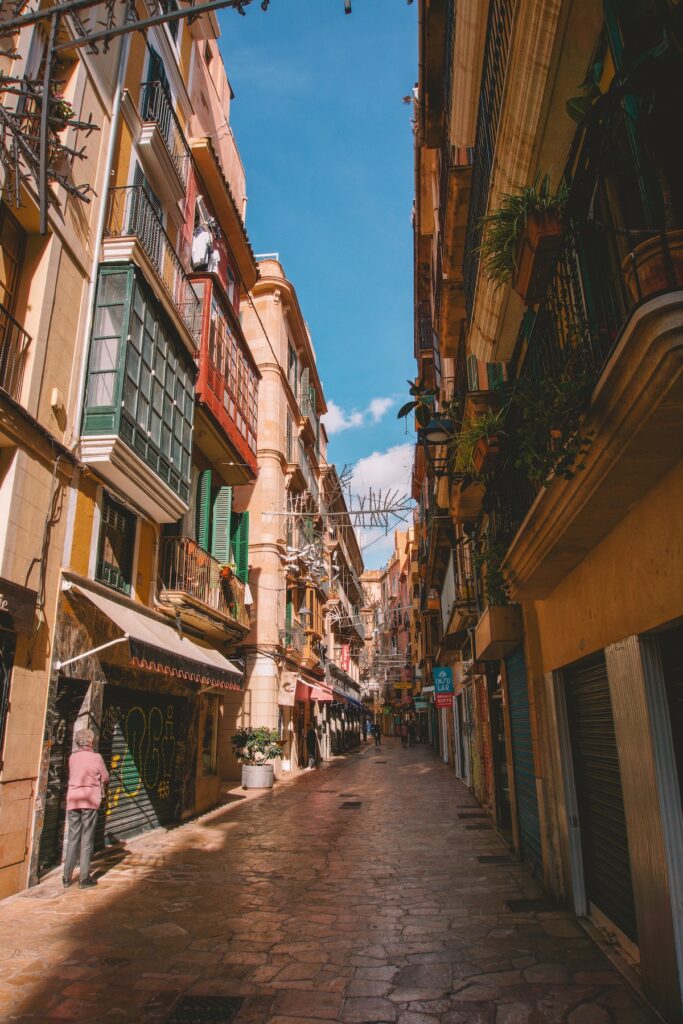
[479,172,568,304]
[454,408,506,477]
[231,726,282,790]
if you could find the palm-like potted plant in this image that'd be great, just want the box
[231,726,282,790]
[454,408,506,477]
[479,172,568,304]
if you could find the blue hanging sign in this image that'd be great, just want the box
[433,666,454,694]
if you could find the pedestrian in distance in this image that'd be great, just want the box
[400,721,409,748]
[374,722,382,747]
[63,728,109,890]
[305,722,318,769]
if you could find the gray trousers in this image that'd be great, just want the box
[63,809,98,881]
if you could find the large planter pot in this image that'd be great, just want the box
[450,478,486,522]
[241,764,274,790]
[472,435,501,476]
[621,229,683,302]
[513,209,563,304]
[474,604,523,661]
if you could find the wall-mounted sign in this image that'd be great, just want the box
[340,644,350,671]
[435,691,454,708]
[278,671,297,707]
[0,577,38,633]
[434,666,454,694]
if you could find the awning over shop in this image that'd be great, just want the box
[295,678,334,703]
[62,582,243,690]
[331,686,363,711]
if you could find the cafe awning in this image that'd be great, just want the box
[295,678,334,703]
[60,582,243,690]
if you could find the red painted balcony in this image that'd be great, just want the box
[191,275,260,482]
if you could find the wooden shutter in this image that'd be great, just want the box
[308,386,316,416]
[300,367,309,407]
[231,510,250,582]
[286,413,293,462]
[195,469,212,551]
[211,485,232,563]
[466,353,480,392]
[486,361,506,391]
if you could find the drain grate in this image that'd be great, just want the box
[374,760,386,764]
[465,823,491,830]
[478,855,513,864]
[506,898,550,912]
[459,812,487,819]
[341,801,362,809]
[165,995,243,1023]
[340,793,358,796]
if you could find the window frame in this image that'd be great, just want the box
[96,492,137,595]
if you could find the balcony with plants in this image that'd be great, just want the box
[475,15,683,599]
[101,183,201,351]
[158,535,250,640]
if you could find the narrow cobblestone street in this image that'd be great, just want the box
[0,741,657,1024]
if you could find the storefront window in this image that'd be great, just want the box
[201,695,219,775]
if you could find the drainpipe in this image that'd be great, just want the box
[68,34,130,449]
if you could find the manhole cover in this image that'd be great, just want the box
[459,812,487,819]
[478,855,513,864]
[165,996,243,1023]
[466,823,491,830]
[506,898,550,912]
[341,801,362,809]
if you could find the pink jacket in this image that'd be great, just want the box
[66,749,110,810]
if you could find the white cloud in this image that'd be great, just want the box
[323,400,364,435]
[350,442,413,497]
[367,397,394,423]
[322,396,394,435]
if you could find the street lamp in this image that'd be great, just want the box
[298,599,312,628]
[417,415,456,478]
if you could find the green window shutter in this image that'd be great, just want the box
[285,592,293,628]
[211,485,232,563]
[486,361,505,391]
[195,469,212,551]
[230,510,250,582]
[308,385,316,416]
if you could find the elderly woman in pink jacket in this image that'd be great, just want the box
[63,728,109,889]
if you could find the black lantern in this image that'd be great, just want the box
[417,416,455,478]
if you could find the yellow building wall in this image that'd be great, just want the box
[529,460,683,673]
[69,476,98,577]
[135,520,156,605]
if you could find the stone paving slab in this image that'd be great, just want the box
[0,741,658,1023]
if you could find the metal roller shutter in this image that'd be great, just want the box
[564,652,638,943]
[659,625,683,810]
[505,647,542,872]
[477,676,493,808]
[97,686,189,847]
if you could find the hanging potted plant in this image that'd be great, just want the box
[479,172,568,304]
[567,25,683,302]
[231,726,282,790]
[455,408,507,478]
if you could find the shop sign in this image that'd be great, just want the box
[394,682,411,689]
[340,644,350,671]
[278,671,297,707]
[435,690,454,708]
[0,577,38,633]
[414,699,428,710]
[434,666,454,694]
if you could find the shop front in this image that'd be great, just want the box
[34,576,243,878]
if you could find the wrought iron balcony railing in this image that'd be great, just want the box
[104,185,200,341]
[159,536,250,631]
[487,220,682,551]
[0,302,30,402]
[141,80,190,187]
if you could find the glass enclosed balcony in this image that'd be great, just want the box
[80,266,195,523]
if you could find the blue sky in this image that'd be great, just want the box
[217,0,417,566]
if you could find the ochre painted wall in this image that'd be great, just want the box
[135,520,156,605]
[529,460,683,673]
[69,476,98,577]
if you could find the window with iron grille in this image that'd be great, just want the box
[97,493,136,595]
